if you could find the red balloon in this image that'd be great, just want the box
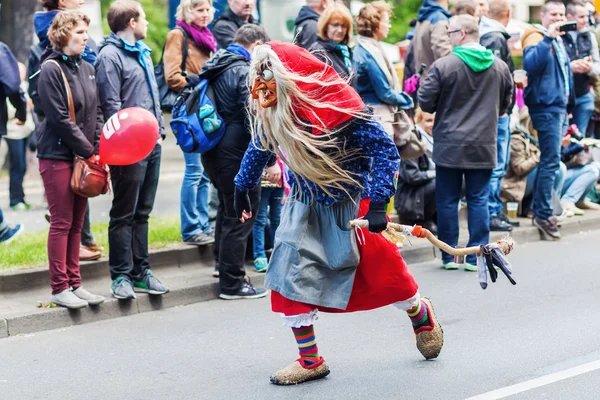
[99,107,159,166]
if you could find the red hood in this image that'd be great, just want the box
[267,41,364,133]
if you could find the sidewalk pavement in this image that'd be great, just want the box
[1,210,599,339]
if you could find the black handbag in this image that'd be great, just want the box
[155,27,188,112]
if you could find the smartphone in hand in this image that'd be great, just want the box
[559,21,578,32]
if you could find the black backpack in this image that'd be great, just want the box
[27,42,47,117]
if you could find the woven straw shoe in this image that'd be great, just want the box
[414,297,444,360]
[270,357,330,385]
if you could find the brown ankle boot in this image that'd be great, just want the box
[270,357,330,385]
[414,298,444,360]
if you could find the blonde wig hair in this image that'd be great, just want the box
[317,1,354,45]
[176,0,215,25]
[248,45,369,199]
[48,11,90,50]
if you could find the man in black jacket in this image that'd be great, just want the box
[212,0,258,50]
[479,0,517,232]
[95,0,168,300]
[0,42,26,244]
[293,0,332,49]
[201,25,270,300]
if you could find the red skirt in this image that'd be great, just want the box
[271,198,419,316]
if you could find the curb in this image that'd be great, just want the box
[0,245,214,293]
[1,213,599,339]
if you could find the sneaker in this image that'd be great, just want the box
[533,216,561,241]
[219,277,267,300]
[212,262,219,278]
[133,270,170,295]
[254,257,268,273]
[10,202,31,211]
[79,245,101,262]
[72,287,105,306]
[561,201,585,216]
[463,263,478,272]
[0,224,24,245]
[51,288,88,309]
[576,199,600,210]
[83,243,104,253]
[442,261,460,270]
[498,213,520,227]
[111,276,136,300]
[184,232,215,246]
[490,216,513,232]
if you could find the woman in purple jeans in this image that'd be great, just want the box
[37,11,105,309]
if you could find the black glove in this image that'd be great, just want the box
[481,244,517,286]
[234,187,252,220]
[364,201,388,233]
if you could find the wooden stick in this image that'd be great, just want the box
[350,220,514,256]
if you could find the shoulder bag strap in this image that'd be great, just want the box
[43,59,75,122]
[177,26,189,77]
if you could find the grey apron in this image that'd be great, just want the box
[265,188,361,310]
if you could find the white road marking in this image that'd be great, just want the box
[465,359,600,400]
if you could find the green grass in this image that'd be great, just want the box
[0,216,182,271]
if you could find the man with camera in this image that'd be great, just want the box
[564,1,600,136]
[522,0,575,241]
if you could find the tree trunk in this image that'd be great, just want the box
[0,0,41,63]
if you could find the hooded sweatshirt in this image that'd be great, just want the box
[418,42,514,169]
[453,43,495,72]
[412,0,453,74]
[293,6,321,50]
[33,11,97,64]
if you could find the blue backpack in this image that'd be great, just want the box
[170,78,225,153]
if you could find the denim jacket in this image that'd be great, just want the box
[353,43,413,108]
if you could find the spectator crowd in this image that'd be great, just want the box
[2,0,600,306]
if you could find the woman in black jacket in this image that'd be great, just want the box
[395,110,437,233]
[37,11,105,309]
[308,2,354,82]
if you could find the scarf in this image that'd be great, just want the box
[227,43,252,61]
[176,20,216,54]
[333,42,352,72]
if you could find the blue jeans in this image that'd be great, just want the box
[571,91,595,136]
[108,144,161,281]
[561,163,600,203]
[0,207,6,233]
[525,162,566,204]
[488,115,511,217]
[4,137,27,206]
[530,112,567,219]
[180,152,211,240]
[252,187,284,259]
[436,166,492,264]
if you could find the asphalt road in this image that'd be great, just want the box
[1,230,599,400]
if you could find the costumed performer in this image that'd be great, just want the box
[233,41,444,386]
